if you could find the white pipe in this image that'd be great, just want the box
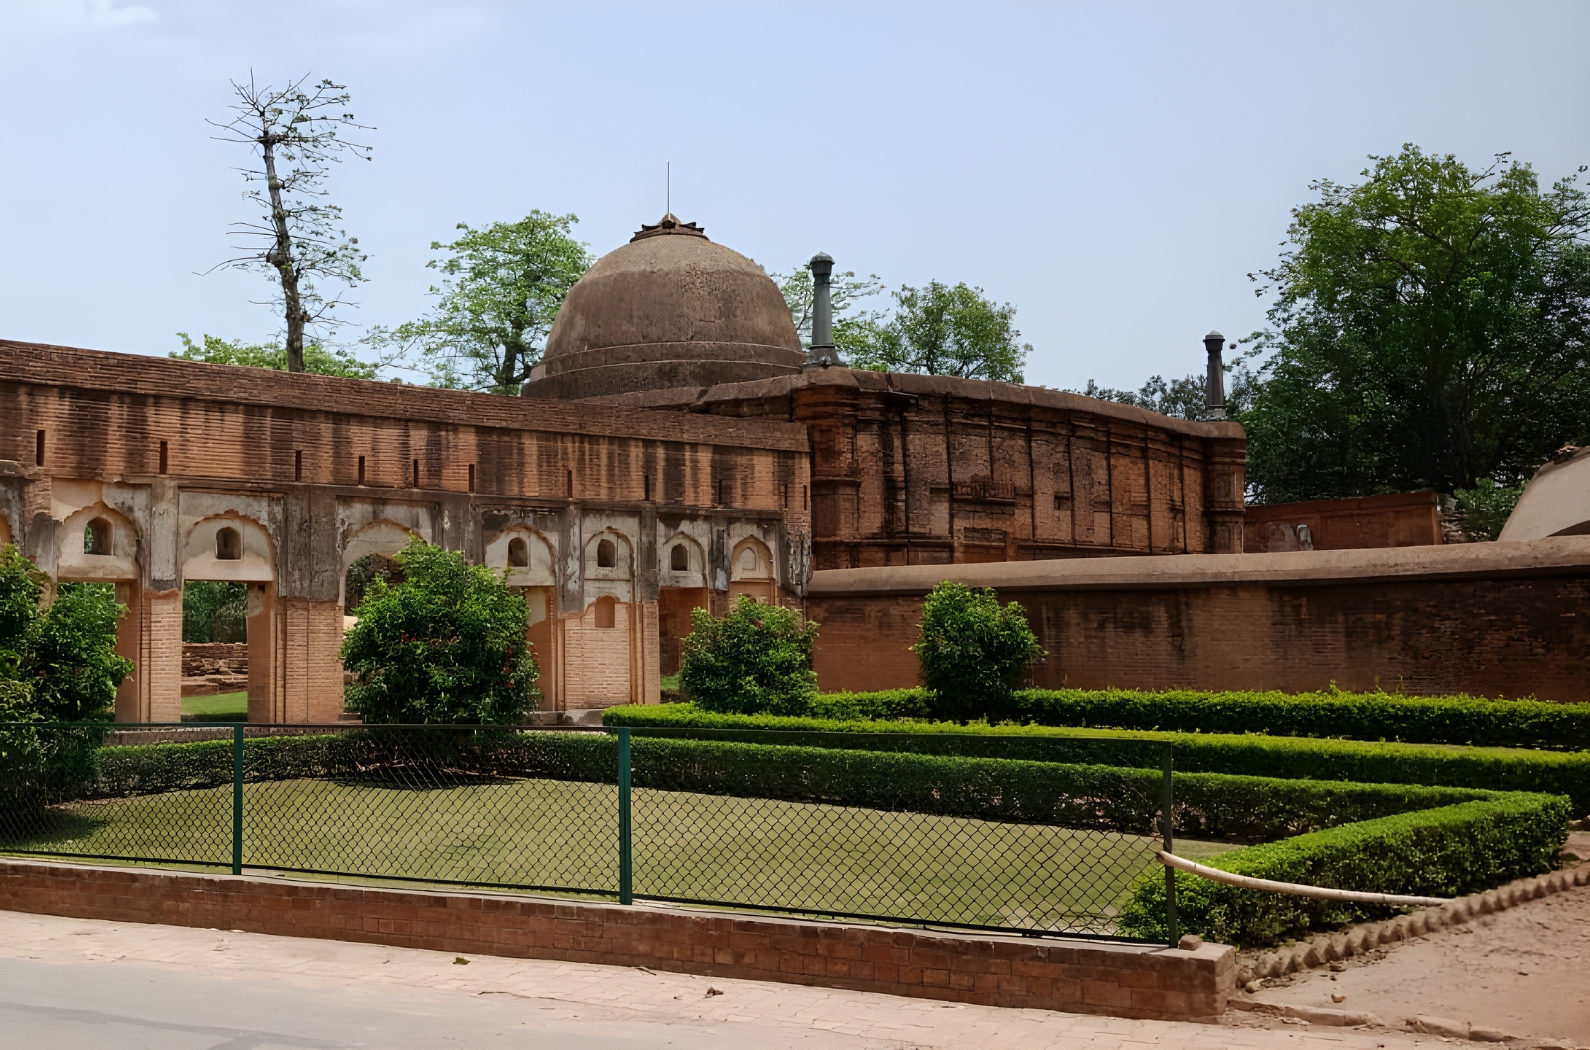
[1156,851,1451,907]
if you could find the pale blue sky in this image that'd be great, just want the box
[2,1,1586,390]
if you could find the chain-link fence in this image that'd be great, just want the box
[0,722,1176,943]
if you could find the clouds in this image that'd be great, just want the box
[4,0,158,30]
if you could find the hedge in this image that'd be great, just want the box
[602,704,1590,814]
[787,687,1590,751]
[90,729,1495,842]
[1117,791,1570,947]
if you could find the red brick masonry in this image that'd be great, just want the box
[0,859,1233,1022]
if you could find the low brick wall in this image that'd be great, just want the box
[182,642,248,678]
[0,860,1233,1022]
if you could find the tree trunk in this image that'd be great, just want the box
[260,136,306,373]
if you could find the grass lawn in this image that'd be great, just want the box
[181,691,248,720]
[0,775,1226,935]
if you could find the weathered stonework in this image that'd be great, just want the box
[0,339,811,721]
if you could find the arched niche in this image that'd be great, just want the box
[659,532,706,589]
[585,528,632,581]
[484,527,556,588]
[729,536,775,605]
[183,515,274,584]
[57,503,139,582]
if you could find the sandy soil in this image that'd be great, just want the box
[1243,875,1590,1045]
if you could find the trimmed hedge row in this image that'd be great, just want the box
[604,705,1590,813]
[93,729,1494,842]
[1118,792,1571,947]
[794,687,1590,751]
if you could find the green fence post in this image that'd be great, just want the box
[231,724,244,876]
[617,727,633,905]
[1162,744,1177,948]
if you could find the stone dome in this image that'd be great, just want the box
[521,215,805,401]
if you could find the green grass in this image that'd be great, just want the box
[0,776,1225,933]
[659,674,680,691]
[181,691,247,720]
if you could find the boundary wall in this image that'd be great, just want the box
[807,536,1590,702]
[0,860,1234,1023]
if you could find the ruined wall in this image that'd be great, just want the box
[691,369,1246,571]
[806,538,1590,703]
[0,341,811,720]
[1244,491,1443,552]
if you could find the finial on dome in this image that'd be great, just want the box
[632,214,708,242]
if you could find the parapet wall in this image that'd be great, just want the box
[807,536,1590,701]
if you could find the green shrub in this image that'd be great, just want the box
[0,548,132,723]
[1010,687,1590,749]
[1119,792,1570,947]
[912,583,1044,722]
[679,596,819,716]
[341,537,538,724]
[700,685,1590,750]
[604,703,1590,813]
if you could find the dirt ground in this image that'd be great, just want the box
[1240,855,1590,1046]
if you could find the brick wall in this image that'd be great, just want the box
[0,860,1234,1022]
[182,642,248,677]
[1244,491,1442,552]
[807,538,1590,702]
[563,601,634,708]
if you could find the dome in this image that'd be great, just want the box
[522,215,805,401]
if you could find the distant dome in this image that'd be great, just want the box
[521,215,805,401]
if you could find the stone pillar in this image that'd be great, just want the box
[113,580,142,723]
[278,599,346,723]
[246,583,279,724]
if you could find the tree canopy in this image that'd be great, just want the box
[370,213,592,394]
[1239,145,1590,503]
[172,332,378,379]
[851,280,1031,383]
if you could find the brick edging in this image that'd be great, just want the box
[0,859,1234,1023]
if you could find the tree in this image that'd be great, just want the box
[341,537,537,724]
[181,580,248,643]
[1239,145,1590,504]
[911,582,1043,724]
[679,595,820,716]
[852,281,1031,382]
[369,213,592,394]
[0,545,132,722]
[208,75,373,373]
[172,332,378,380]
[772,265,886,358]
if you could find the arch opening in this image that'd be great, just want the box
[507,536,529,568]
[597,538,616,568]
[85,517,112,556]
[216,527,242,561]
[670,543,690,572]
[594,595,617,629]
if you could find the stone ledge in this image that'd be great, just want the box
[0,859,1234,1023]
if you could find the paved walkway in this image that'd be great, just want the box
[0,908,1458,1050]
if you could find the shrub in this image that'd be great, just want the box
[1010,687,1590,749]
[691,685,1590,750]
[602,704,1590,813]
[0,545,131,722]
[341,537,538,724]
[912,582,1043,722]
[1118,791,1570,946]
[678,595,819,716]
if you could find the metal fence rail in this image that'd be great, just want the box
[0,721,1177,944]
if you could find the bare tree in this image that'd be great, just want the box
[208,75,373,372]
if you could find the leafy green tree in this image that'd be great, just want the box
[172,332,378,380]
[369,213,592,394]
[181,580,248,643]
[1240,145,1590,504]
[1452,479,1525,541]
[773,265,887,358]
[911,582,1044,723]
[208,75,373,373]
[341,537,537,724]
[679,596,820,716]
[0,546,132,722]
[852,281,1031,382]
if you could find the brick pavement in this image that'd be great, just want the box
[0,908,1449,1049]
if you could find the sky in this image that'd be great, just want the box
[2,0,1587,391]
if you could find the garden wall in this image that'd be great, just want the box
[0,860,1234,1022]
[807,536,1590,702]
